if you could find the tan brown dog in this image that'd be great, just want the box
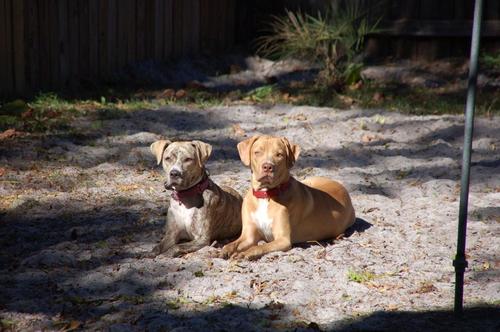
[150,139,242,257]
[220,135,355,260]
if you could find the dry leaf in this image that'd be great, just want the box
[415,281,437,294]
[118,184,140,192]
[185,80,204,90]
[0,129,21,140]
[232,124,246,137]
[361,134,380,143]
[363,207,379,213]
[291,113,307,121]
[372,92,385,102]
[175,89,187,99]
[339,95,355,105]
[61,320,82,331]
[349,80,363,90]
[0,168,5,177]
[229,64,242,74]
[157,89,175,99]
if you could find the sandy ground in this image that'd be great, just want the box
[0,104,499,331]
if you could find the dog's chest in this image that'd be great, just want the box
[170,204,198,237]
[251,199,274,241]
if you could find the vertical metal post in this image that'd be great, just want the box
[453,0,483,316]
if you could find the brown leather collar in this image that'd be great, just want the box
[170,173,210,203]
[252,178,291,199]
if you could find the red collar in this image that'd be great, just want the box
[171,175,210,203]
[252,179,291,199]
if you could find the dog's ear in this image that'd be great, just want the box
[237,136,260,167]
[150,140,171,165]
[281,137,301,168]
[191,140,212,167]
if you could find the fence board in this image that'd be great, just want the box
[98,0,108,78]
[12,0,25,94]
[136,0,146,60]
[182,0,199,55]
[107,0,117,75]
[58,0,69,88]
[48,0,59,89]
[89,0,99,79]
[163,0,174,58]
[172,0,183,57]
[79,0,90,80]
[0,0,11,96]
[37,0,50,89]
[217,0,227,51]
[126,0,137,64]
[225,0,235,49]
[154,0,165,60]
[68,0,79,89]
[199,0,212,53]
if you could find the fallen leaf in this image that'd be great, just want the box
[118,184,140,192]
[229,64,242,74]
[0,129,21,140]
[361,134,380,143]
[175,89,187,99]
[386,304,399,311]
[338,95,355,105]
[415,281,437,294]
[62,320,82,331]
[0,168,5,177]
[185,80,204,90]
[348,80,363,90]
[232,124,246,137]
[291,113,307,121]
[289,80,304,88]
[157,89,175,99]
[372,92,385,102]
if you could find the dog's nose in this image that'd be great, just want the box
[262,163,274,173]
[170,169,181,178]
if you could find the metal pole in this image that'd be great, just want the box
[453,0,483,316]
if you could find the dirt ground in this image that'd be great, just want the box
[1,98,499,331]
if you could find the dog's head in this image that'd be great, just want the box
[237,135,300,190]
[150,139,212,190]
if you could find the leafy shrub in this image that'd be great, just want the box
[256,3,380,88]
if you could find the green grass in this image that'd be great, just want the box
[480,52,500,71]
[1,76,497,135]
[347,269,376,283]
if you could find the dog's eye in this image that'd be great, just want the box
[254,150,262,156]
[184,158,193,163]
[276,152,283,158]
[165,156,172,161]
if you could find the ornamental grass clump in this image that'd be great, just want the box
[256,3,381,89]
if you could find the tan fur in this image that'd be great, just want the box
[149,139,242,257]
[220,135,355,260]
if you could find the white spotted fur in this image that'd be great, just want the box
[251,199,274,241]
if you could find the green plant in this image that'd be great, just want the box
[256,3,381,88]
[480,52,500,70]
[347,269,376,283]
[246,84,277,102]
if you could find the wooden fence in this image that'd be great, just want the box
[0,0,237,97]
[276,0,500,59]
[1,0,500,98]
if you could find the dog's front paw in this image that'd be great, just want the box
[219,242,239,259]
[236,247,263,261]
[140,251,158,259]
[151,239,174,256]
